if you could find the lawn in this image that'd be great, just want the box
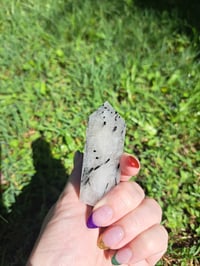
[0,0,199,265]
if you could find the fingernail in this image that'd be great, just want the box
[111,248,132,265]
[98,226,124,250]
[128,155,140,169]
[97,235,110,250]
[111,254,121,265]
[86,213,98,228]
[87,205,113,228]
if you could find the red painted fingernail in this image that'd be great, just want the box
[128,156,140,169]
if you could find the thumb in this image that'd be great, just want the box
[69,150,83,187]
[61,151,83,200]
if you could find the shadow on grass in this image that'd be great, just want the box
[44,0,200,52]
[135,0,200,32]
[0,136,68,266]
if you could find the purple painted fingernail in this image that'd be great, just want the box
[87,213,99,228]
[87,206,113,228]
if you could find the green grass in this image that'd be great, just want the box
[0,0,200,265]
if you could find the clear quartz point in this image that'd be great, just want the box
[80,101,126,206]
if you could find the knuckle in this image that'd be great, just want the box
[140,224,168,255]
[145,198,162,221]
[133,182,145,201]
[113,182,145,210]
[159,225,169,250]
[143,237,158,254]
[116,182,135,209]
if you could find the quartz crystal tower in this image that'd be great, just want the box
[80,102,126,206]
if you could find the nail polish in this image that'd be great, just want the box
[111,254,121,265]
[87,206,113,228]
[111,248,132,265]
[128,155,140,169]
[97,234,110,250]
[86,213,98,228]
[97,226,124,249]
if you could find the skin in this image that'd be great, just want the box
[27,152,168,266]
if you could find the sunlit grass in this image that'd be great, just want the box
[0,0,199,265]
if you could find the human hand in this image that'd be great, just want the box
[27,152,168,266]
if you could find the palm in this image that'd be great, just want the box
[36,182,114,266]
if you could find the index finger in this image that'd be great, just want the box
[120,153,140,181]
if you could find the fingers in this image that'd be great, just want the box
[97,198,162,250]
[146,251,166,265]
[112,224,168,265]
[87,182,145,228]
[85,168,168,265]
[69,150,83,185]
[120,153,140,181]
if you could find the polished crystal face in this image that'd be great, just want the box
[80,102,126,206]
